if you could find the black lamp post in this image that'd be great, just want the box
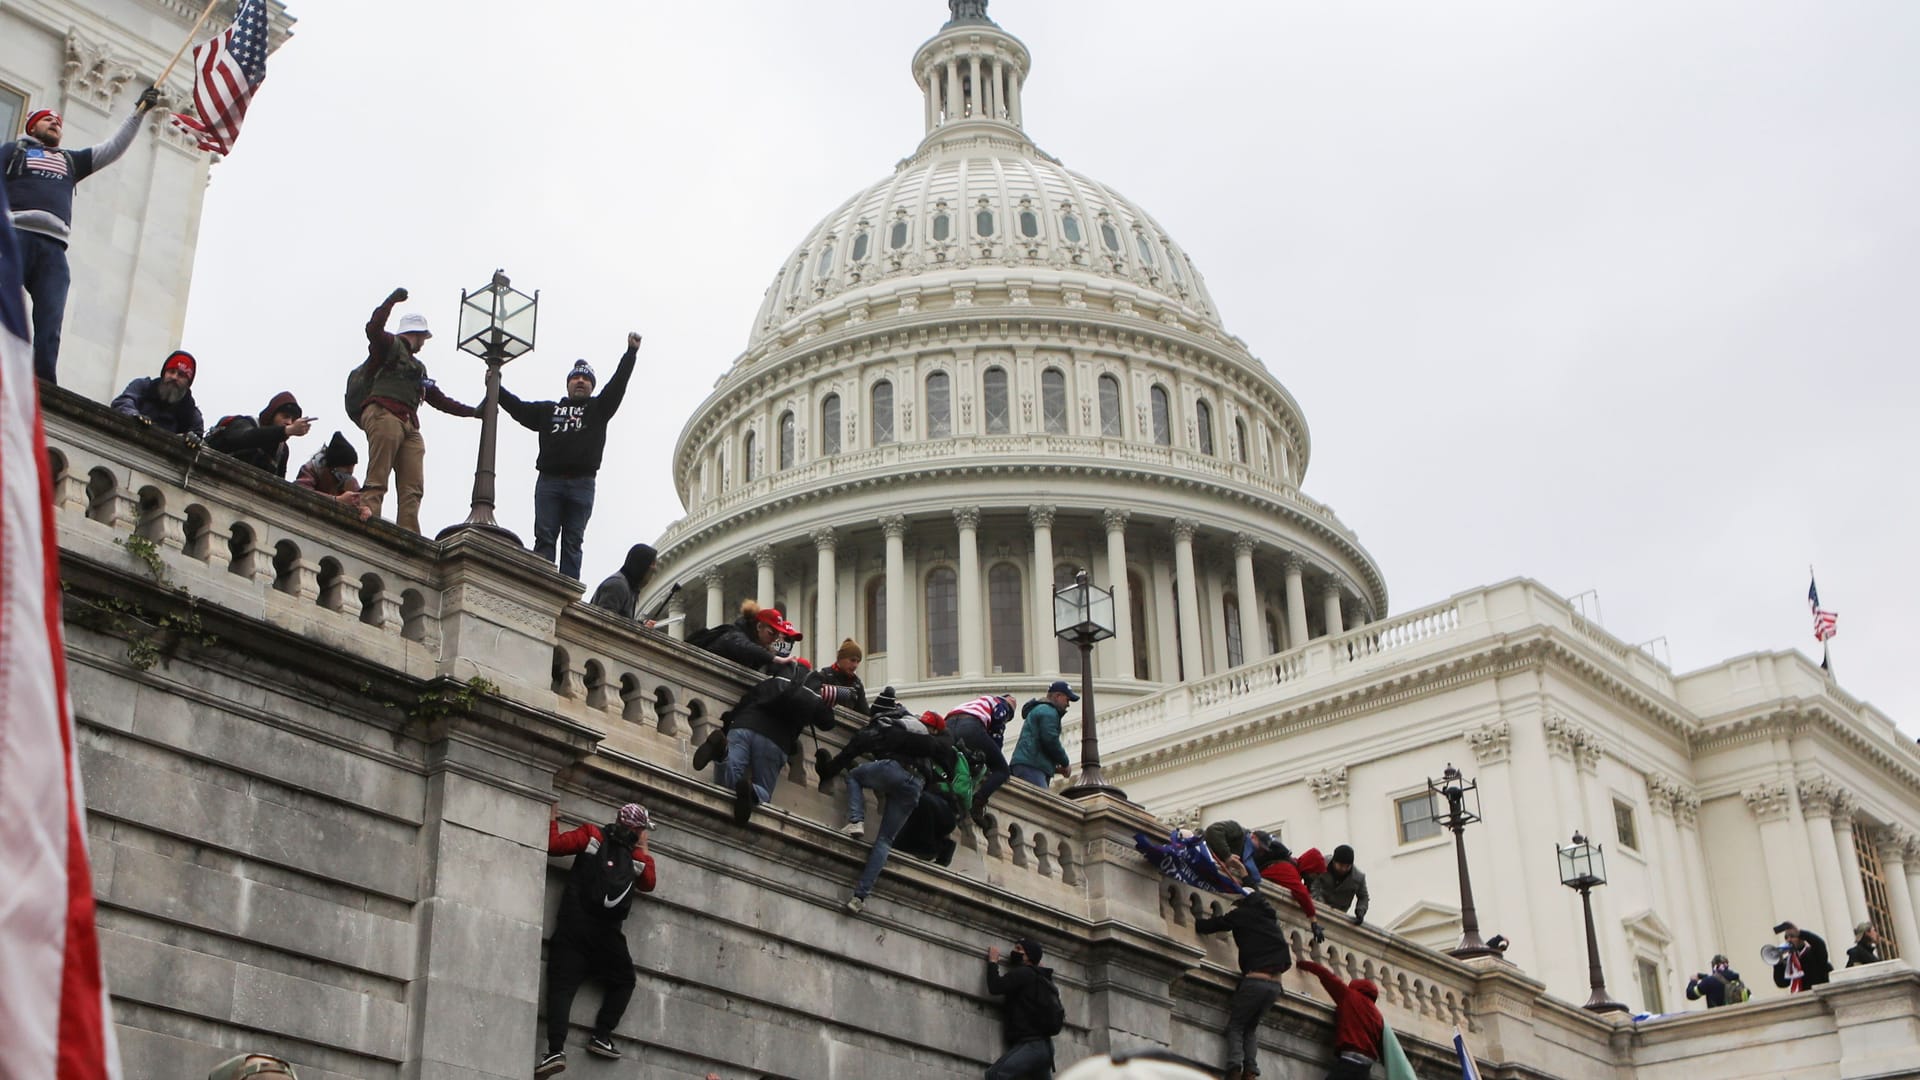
[1430,763,1498,959]
[1558,831,1629,1013]
[437,269,537,543]
[1055,569,1123,800]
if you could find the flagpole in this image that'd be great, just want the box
[156,0,223,89]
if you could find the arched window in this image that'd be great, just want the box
[1224,594,1244,668]
[1233,418,1249,464]
[851,231,869,262]
[871,380,895,445]
[1061,213,1083,244]
[1129,571,1152,680]
[926,371,952,438]
[989,564,1024,673]
[820,393,842,456]
[983,367,1010,434]
[932,212,951,242]
[1135,232,1156,268]
[742,430,757,482]
[889,220,910,250]
[865,577,887,655]
[1055,563,1083,674]
[1195,399,1215,456]
[925,567,959,677]
[1150,385,1172,446]
[1098,374,1123,437]
[1041,368,1068,434]
[816,244,834,277]
[1019,210,1040,239]
[778,411,796,470]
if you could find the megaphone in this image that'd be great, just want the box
[1761,943,1788,965]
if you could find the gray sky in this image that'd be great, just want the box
[180,1,1920,731]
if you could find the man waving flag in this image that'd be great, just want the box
[172,0,271,155]
[0,192,122,1074]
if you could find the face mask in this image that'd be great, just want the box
[773,638,793,657]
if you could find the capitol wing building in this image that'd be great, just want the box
[645,0,1920,1019]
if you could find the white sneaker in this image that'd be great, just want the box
[844,895,865,914]
[841,821,865,837]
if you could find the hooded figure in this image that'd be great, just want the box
[296,431,369,518]
[589,543,657,621]
[1296,957,1384,1080]
[206,391,309,477]
[111,349,204,435]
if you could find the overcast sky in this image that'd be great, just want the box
[180,1,1919,732]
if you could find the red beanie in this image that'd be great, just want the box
[1296,847,1327,876]
[25,109,60,135]
[161,350,197,384]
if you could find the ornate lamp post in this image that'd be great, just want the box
[437,269,538,543]
[1054,569,1123,800]
[1430,763,1498,959]
[1558,831,1629,1013]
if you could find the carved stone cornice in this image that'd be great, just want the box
[1874,826,1913,865]
[1028,504,1056,530]
[1308,766,1349,807]
[1644,773,1683,817]
[1466,720,1510,765]
[1231,531,1257,558]
[1828,789,1856,822]
[1542,714,1603,772]
[1743,783,1793,824]
[1283,556,1306,576]
[751,544,777,569]
[1171,517,1198,543]
[1164,805,1202,832]
[702,565,726,588]
[810,527,838,552]
[953,506,981,531]
[1797,775,1841,820]
[1102,508,1130,533]
[1675,792,1701,828]
[880,514,910,539]
[63,33,139,111]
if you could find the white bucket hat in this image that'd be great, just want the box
[395,313,432,338]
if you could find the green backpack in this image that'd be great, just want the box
[936,747,979,807]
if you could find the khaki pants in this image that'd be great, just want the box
[358,403,426,532]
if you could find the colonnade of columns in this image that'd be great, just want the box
[924,47,1023,130]
[1750,777,1920,965]
[670,504,1370,688]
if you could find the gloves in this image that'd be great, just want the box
[181,432,202,451]
[1353,913,1365,927]
[386,287,409,304]
[1311,921,1326,945]
[136,415,153,426]
[135,86,161,113]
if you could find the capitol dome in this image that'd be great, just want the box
[648,0,1386,710]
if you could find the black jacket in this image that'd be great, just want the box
[1196,893,1292,975]
[498,344,637,477]
[1847,938,1881,967]
[111,377,204,436]
[703,615,783,674]
[1772,932,1833,988]
[986,960,1058,1045]
[728,669,840,753]
[205,415,293,477]
[1685,968,1741,1008]
[589,545,657,620]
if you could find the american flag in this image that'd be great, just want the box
[170,0,270,155]
[1809,575,1838,643]
[21,149,70,178]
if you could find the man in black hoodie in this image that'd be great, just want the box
[206,391,310,478]
[499,334,639,580]
[1196,892,1292,1080]
[590,544,658,623]
[985,939,1060,1079]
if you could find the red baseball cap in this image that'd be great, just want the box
[754,606,801,639]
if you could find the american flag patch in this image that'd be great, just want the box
[22,149,69,178]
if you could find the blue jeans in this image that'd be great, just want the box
[848,760,924,898]
[1010,764,1052,788]
[985,1038,1052,1080]
[19,232,71,383]
[533,474,596,580]
[718,729,787,805]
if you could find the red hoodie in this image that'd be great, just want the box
[1298,959,1383,1059]
[1258,846,1325,920]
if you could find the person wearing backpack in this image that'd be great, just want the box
[705,662,844,825]
[539,802,658,1077]
[945,693,1017,826]
[348,287,479,533]
[1685,955,1746,1008]
[496,335,640,580]
[1010,682,1075,789]
[840,715,954,913]
[1196,892,1294,1080]
[985,939,1064,1079]
[205,391,310,478]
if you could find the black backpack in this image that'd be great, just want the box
[686,623,732,650]
[1030,971,1066,1037]
[573,826,639,921]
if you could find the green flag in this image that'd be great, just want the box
[1381,1021,1420,1080]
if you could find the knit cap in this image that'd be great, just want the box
[161,349,197,384]
[568,359,596,388]
[837,638,863,663]
[616,803,653,830]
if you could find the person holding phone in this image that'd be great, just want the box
[206,391,313,478]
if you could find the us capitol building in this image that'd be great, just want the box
[644,0,1920,1028]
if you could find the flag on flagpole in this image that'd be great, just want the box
[1454,1027,1484,1080]
[170,0,270,155]
[1380,1022,1420,1080]
[0,188,122,1077]
[1807,575,1838,644]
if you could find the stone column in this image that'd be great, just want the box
[1283,557,1309,648]
[812,527,838,654]
[1906,837,1920,955]
[1675,794,1717,958]
[882,515,909,680]
[1832,794,1871,931]
[1322,583,1345,638]
[1643,775,1698,987]
[1231,533,1266,659]
[752,545,777,610]
[1746,783,1816,935]
[1171,518,1204,681]
[956,506,983,678]
[703,565,726,629]
[1029,506,1057,678]
[1876,830,1918,957]
[1104,510,1135,679]
[1799,780,1857,937]
[968,55,982,117]
[946,60,961,124]
[665,592,686,642]
[925,71,937,128]
[988,58,1002,119]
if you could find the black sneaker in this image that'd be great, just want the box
[732,772,757,825]
[534,1050,566,1076]
[935,837,958,866]
[692,730,727,771]
[586,1035,619,1059]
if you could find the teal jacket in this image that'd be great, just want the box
[1010,699,1070,772]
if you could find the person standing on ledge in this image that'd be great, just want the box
[498,334,639,579]
[3,86,159,382]
[1009,681,1075,789]
[348,287,479,533]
